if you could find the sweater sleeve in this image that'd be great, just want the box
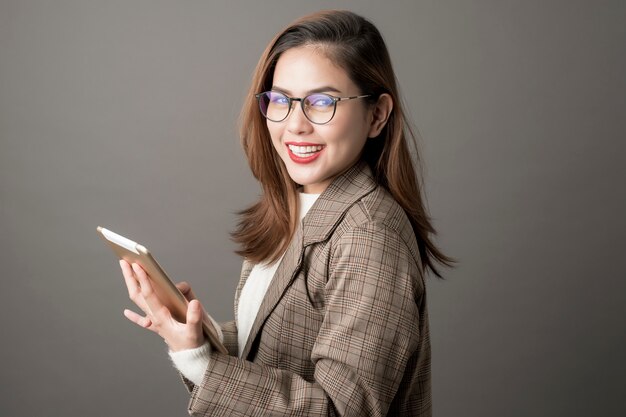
[169,342,211,386]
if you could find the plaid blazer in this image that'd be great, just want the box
[184,161,431,416]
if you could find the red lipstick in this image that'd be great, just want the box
[285,142,325,164]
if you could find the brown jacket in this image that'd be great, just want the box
[184,161,432,416]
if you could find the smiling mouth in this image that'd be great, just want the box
[287,144,325,157]
[285,143,325,164]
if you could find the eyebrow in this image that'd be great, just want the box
[271,85,342,95]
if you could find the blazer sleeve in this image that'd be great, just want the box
[186,223,423,417]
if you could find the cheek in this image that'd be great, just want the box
[324,113,368,148]
[337,105,369,132]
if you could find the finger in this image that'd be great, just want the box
[120,260,141,300]
[120,260,150,313]
[176,281,197,301]
[185,300,205,347]
[120,259,136,285]
[186,299,203,326]
[123,308,154,330]
[132,263,170,320]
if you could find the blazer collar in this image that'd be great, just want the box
[239,160,377,359]
[301,160,377,246]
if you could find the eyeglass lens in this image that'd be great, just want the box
[257,92,336,124]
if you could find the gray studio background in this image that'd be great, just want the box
[1,1,624,416]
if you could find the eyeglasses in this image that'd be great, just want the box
[255,91,372,125]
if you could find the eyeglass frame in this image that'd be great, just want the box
[254,90,373,125]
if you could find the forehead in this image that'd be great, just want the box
[272,45,354,94]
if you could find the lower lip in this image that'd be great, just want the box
[287,146,324,164]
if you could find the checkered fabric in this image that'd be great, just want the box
[183,161,431,416]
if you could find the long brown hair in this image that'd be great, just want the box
[232,10,455,277]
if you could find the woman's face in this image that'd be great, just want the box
[267,46,373,194]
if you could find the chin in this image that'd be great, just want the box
[290,176,318,188]
[284,164,314,180]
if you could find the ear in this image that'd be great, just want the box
[367,93,393,138]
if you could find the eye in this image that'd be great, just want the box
[307,94,334,108]
[268,92,289,105]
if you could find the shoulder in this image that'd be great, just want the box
[331,185,421,268]
[326,185,425,298]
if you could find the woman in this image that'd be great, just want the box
[120,10,453,416]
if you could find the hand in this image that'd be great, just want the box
[119,260,206,352]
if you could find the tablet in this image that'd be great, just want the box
[97,226,227,354]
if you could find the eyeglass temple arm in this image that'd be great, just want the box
[335,94,372,101]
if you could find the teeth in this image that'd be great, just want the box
[288,144,324,155]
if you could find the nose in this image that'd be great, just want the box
[286,100,313,135]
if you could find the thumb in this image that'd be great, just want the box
[186,299,203,328]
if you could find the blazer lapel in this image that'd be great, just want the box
[233,259,254,325]
[240,225,305,359]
